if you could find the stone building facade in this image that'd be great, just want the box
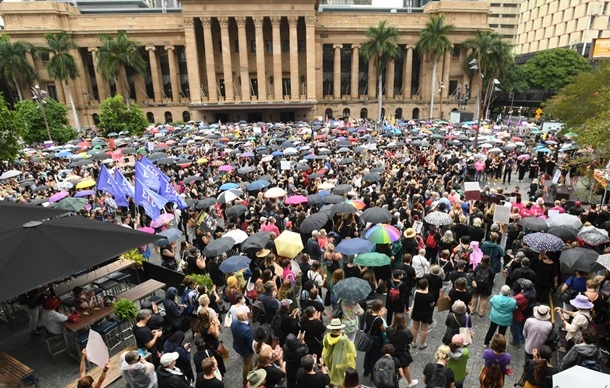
[0,0,490,126]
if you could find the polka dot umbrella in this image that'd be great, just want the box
[522,232,565,253]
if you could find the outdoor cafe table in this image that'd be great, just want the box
[0,352,39,387]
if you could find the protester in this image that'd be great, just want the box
[362,299,387,377]
[411,278,436,350]
[321,318,356,387]
[446,335,468,388]
[522,346,557,388]
[480,334,511,388]
[77,350,110,388]
[386,313,418,387]
[156,352,190,388]
[231,310,255,387]
[119,350,158,388]
[422,345,455,388]
[484,285,517,347]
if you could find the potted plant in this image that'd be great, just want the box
[113,298,138,322]
[121,249,147,268]
[183,274,214,290]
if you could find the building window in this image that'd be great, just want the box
[298,40,305,52]
[360,108,368,119]
[449,80,458,96]
[282,78,291,96]
[412,108,420,120]
[46,85,58,101]
[282,40,289,52]
[182,111,191,122]
[452,45,460,58]
[395,107,403,119]
[40,51,50,64]
[325,108,333,119]
[146,112,155,123]
[343,108,350,118]
[219,79,226,98]
[250,40,256,53]
[164,111,173,123]
[266,40,273,53]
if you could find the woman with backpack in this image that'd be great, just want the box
[442,300,471,345]
[423,345,455,388]
[447,335,469,388]
[484,285,517,347]
[480,334,512,388]
[386,313,418,388]
[362,300,387,378]
[424,225,441,263]
[470,256,494,317]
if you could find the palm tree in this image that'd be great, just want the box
[96,31,147,108]
[462,30,512,149]
[416,14,455,120]
[0,34,36,102]
[43,32,81,132]
[361,20,402,122]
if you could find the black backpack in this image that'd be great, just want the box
[271,313,283,338]
[427,365,448,388]
[252,296,270,323]
[475,266,491,285]
[373,356,398,388]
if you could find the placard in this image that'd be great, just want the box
[281,161,291,170]
[437,297,451,312]
[552,169,562,184]
[196,211,218,234]
[493,204,511,224]
[413,220,423,234]
[548,209,560,218]
[464,181,481,201]
[86,329,109,368]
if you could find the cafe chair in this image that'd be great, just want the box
[93,321,122,354]
[43,331,68,358]
[60,295,76,312]
[94,277,120,296]
[74,332,89,363]
[21,374,40,388]
[109,272,132,292]
[116,319,135,347]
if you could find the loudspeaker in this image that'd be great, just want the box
[555,186,570,202]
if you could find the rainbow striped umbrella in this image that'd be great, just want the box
[346,199,366,210]
[365,224,401,244]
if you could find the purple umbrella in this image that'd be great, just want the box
[49,191,69,203]
[74,190,96,197]
[523,232,565,252]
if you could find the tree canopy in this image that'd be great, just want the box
[0,93,24,161]
[98,95,148,136]
[521,48,591,92]
[0,34,36,102]
[16,98,76,144]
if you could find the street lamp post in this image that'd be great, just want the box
[438,81,445,119]
[31,85,52,142]
[469,58,483,151]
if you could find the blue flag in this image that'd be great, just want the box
[114,169,135,199]
[97,164,129,207]
[140,156,170,184]
[158,178,188,210]
[135,160,160,191]
[134,178,168,220]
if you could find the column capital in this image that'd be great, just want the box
[270,16,282,27]
[352,44,361,50]
[287,16,299,26]
[405,45,414,50]
[218,16,229,27]
[333,44,343,50]
[235,16,247,27]
[182,17,194,27]
[305,15,316,26]
[199,16,212,27]
[252,16,264,27]
[164,45,175,51]
[87,47,98,53]
[145,45,156,51]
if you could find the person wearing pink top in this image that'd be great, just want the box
[475,159,486,182]
[266,216,281,236]
[520,203,535,218]
[549,200,565,214]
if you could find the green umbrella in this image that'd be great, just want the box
[55,197,89,211]
[354,252,391,267]
[332,277,372,302]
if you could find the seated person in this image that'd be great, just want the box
[73,286,95,311]
[41,296,67,335]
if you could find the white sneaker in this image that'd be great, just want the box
[408,379,419,387]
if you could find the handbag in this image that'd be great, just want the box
[215,341,230,362]
[458,313,473,346]
[68,311,81,323]
[223,310,232,328]
[331,300,343,319]
[355,315,380,352]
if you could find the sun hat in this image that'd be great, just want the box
[429,265,442,276]
[404,228,416,238]
[326,318,346,330]
[570,294,594,310]
[256,248,270,258]
[160,352,179,367]
[252,323,271,343]
[533,305,551,321]
[490,223,500,232]
[247,369,267,388]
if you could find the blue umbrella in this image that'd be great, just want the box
[220,182,239,190]
[247,179,271,191]
[154,228,182,246]
[55,150,73,157]
[304,154,315,160]
[335,238,374,256]
[219,255,251,273]
[272,151,284,156]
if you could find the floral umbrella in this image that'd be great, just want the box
[365,224,401,244]
[424,211,453,226]
[522,232,565,252]
[578,226,610,246]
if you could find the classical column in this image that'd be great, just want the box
[305,15,316,101]
[165,45,181,102]
[183,17,202,103]
[133,74,147,103]
[145,46,162,102]
[218,17,234,102]
[270,16,283,101]
[88,48,108,101]
[442,50,451,98]
[288,16,299,100]
[236,16,250,100]
[200,16,218,102]
[253,16,267,100]
[403,46,413,99]
[367,56,376,99]
[333,44,342,99]
[386,59,395,99]
[73,48,92,104]
[25,51,38,99]
[350,44,360,99]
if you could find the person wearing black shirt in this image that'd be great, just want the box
[386,270,410,326]
[284,333,309,388]
[133,309,163,367]
[423,345,455,388]
[295,354,331,388]
[257,346,286,388]
[299,307,326,358]
[400,255,417,311]
[196,356,224,388]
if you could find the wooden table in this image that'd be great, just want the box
[0,352,38,387]
[62,279,166,332]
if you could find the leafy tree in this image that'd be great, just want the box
[361,20,402,122]
[98,95,148,136]
[498,60,528,95]
[42,32,81,132]
[0,93,24,161]
[416,14,455,119]
[16,98,76,144]
[0,34,36,102]
[521,48,591,93]
[96,32,147,108]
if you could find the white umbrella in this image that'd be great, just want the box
[0,170,22,180]
[480,143,493,148]
[224,229,249,244]
[552,366,610,387]
[487,148,502,153]
[283,147,298,155]
[217,189,243,203]
[264,187,287,199]
[547,213,583,229]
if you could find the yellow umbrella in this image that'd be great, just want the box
[76,178,96,189]
[274,230,304,259]
[197,158,208,164]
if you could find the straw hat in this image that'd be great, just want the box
[326,318,346,330]
[256,248,270,258]
[404,228,416,238]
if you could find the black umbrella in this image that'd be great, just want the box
[202,237,235,257]
[547,226,579,242]
[363,173,381,182]
[323,194,346,204]
[0,202,157,302]
[73,158,95,167]
[226,204,248,218]
[300,212,329,234]
[331,202,357,215]
[156,157,176,165]
[238,166,256,174]
[92,153,110,161]
[370,167,385,173]
[241,231,271,252]
[518,217,548,232]
[307,194,322,205]
[183,176,203,184]
[295,164,309,171]
[149,152,167,160]
[121,147,136,155]
[33,185,51,192]
[361,207,392,224]
[559,248,601,272]
[196,197,218,209]
[332,184,352,195]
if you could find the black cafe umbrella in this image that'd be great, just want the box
[361,207,392,224]
[559,248,600,273]
[332,184,352,195]
[300,212,329,234]
[363,173,381,182]
[241,231,271,252]
[202,237,235,257]
[518,217,549,232]
[323,194,345,204]
[226,204,248,218]
[0,202,158,302]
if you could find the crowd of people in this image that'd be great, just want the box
[5,118,610,388]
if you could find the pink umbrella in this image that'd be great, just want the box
[517,154,531,161]
[218,165,234,172]
[49,191,70,203]
[138,227,156,234]
[150,213,174,228]
[285,195,308,205]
